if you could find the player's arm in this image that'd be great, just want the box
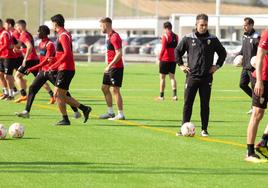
[0,33,9,52]
[159,35,167,60]
[175,36,189,73]
[254,47,267,97]
[105,36,122,72]
[49,35,70,70]
[210,38,227,74]
[22,41,33,66]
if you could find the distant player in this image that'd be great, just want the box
[49,14,91,125]
[15,25,81,119]
[99,17,125,120]
[237,17,260,114]
[245,28,268,162]
[156,21,178,101]
[0,19,16,100]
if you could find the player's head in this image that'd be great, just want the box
[100,17,112,34]
[163,21,172,31]
[243,17,254,33]
[38,25,50,39]
[16,20,27,33]
[4,18,15,30]
[0,19,3,29]
[196,13,208,34]
[51,14,65,31]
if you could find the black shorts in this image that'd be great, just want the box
[252,78,268,109]
[13,56,23,70]
[102,68,124,87]
[3,58,17,75]
[55,70,75,90]
[159,61,176,74]
[0,58,4,73]
[18,59,39,76]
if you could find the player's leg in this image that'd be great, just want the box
[14,69,28,103]
[169,62,177,101]
[3,59,15,100]
[255,125,268,158]
[15,71,47,118]
[42,82,55,104]
[108,86,125,120]
[0,58,8,99]
[54,87,70,125]
[199,76,213,137]
[157,61,168,100]
[99,71,115,119]
[239,68,252,97]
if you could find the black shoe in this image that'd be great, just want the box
[55,119,70,126]
[82,106,92,123]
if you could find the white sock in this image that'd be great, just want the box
[3,88,8,95]
[118,110,124,117]
[9,89,14,97]
[108,107,114,114]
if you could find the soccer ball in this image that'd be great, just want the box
[233,55,243,67]
[250,56,256,68]
[0,124,7,139]
[9,123,24,138]
[181,122,195,137]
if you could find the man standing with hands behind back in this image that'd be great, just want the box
[175,13,226,137]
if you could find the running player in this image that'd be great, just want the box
[14,20,55,104]
[48,14,91,125]
[156,21,178,101]
[245,28,268,162]
[15,25,81,119]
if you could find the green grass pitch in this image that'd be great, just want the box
[0,62,268,188]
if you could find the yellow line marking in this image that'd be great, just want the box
[25,102,246,149]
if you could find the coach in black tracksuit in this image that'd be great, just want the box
[237,17,260,113]
[175,14,227,137]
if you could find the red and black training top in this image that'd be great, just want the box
[19,31,39,61]
[0,28,16,59]
[159,31,178,62]
[28,37,56,73]
[107,30,123,69]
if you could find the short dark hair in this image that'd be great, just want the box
[5,18,15,27]
[38,25,50,36]
[16,20,27,27]
[100,17,112,24]
[244,17,254,26]
[0,19,2,25]
[163,21,172,30]
[196,13,208,22]
[51,14,65,27]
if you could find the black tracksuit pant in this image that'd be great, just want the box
[182,75,213,131]
[239,68,253,98]
[25,71,78,113]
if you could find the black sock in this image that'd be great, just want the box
[20,89,27,96]
[247,144,255,156]
[48,90,54,98]
[173,89,177,97]
[160,92,164,98]
[63,115,69,122]
[71,106,78,112]
[13,87,17,92]
[78,104,88,112]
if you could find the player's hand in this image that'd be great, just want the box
[104,65,111,73]
[179,65,190,73]
[254,80,264,97]
[22,59,27,67]
[13,48,21,53]
[209,65,218,74]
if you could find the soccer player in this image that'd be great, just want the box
[156,21,178,101]
[175,13,226,137]
[237,17,260,114]
[48,14,91,125]
[99,17,125,120]
[245,28,268,162]
[14,20,55,104]
[0,19,16,100]
[15,25,81,119]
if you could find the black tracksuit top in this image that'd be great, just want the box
[175,31,227,78]
[238,29,260,71]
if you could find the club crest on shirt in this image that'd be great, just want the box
[207,39,211,45]
[250,39,253,43]
[192,39,196,46]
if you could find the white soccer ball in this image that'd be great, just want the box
[250,56,256,68]
[181,122,195,137]
[0,124,7,139]
[9,123,24,138]
[233,55,243,67]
